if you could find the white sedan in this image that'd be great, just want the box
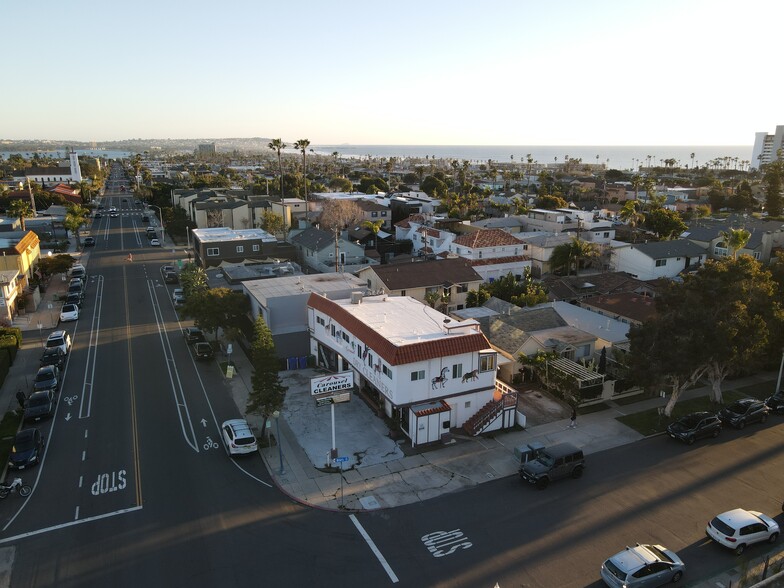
[706,508,780,554]
[60,303,79,322]
[150,239,161,247]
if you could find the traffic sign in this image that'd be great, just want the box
[333,456,349,463]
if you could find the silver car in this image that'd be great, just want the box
[601,543,684,587]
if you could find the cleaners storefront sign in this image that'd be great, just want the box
[310,371,354,396]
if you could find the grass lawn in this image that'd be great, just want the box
[616,387,767,437]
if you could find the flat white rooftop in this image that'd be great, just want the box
[192,227,276,243]
[332,295,480,346]
[245,273,365,300]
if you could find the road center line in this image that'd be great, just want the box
[349,514,399,584]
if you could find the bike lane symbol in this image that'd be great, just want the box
[204,437,219,450]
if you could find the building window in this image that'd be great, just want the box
[604,232,610,238]
[367,353,373,367]
[400,289,406,296]
[207,248,219,256]
[381,211,387,217]
[479,353,496,372]
[464,401,471,409]
[342,332,350,343]
[252,244,260,252]
[236,246,244,253]
[754,251,761,260]
[316,316,325,326]
[452,364,462,379]
[331,325,336,337]
[655,259,667,267]
[371,211,378,217]
[382,365,392,379]
[478,251,483,259]
[411,370,425,381]
[457,283,468,293]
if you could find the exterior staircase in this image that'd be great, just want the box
[463,392,518,436]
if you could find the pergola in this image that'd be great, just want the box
[548,357,605,389]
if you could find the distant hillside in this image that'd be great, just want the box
[0,137,273,154]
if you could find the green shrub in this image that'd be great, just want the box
[0,352,11,388]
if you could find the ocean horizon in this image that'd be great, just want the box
[314,144,753,170]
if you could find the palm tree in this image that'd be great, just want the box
[268,139,286,197]
[721,228,751,259]
[549,238,600,276]
[7,199,32,231]
[293,139,311,202]
[690,152,695,169]
[619,200,645,243]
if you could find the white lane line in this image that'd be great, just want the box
[78,476,83,488]
[81,451,86,462]
[0,506,143,545]
[349,514,399,584]
[74,506,79,520]
[79,275,104,419]
[84,429,88,439]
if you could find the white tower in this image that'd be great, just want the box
[69,150,82,182]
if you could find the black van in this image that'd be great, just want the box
[519,442,584,489]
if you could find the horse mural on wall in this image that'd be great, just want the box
[461,369,479,383]
[431,367,449,390]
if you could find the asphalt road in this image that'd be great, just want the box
[0,167,782,587]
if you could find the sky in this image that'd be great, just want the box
[5,0,782,146]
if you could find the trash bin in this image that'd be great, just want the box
[515,441,545,464]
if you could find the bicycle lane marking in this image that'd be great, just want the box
[349,514,399,583]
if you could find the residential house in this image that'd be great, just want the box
[0,269,21,322]
[193,199,250,230]
[516,232,574,277]
[610,239,707,280]
[191,227,279,268]
[353,199,392,230]
[270,198,308,231]
[244,273,366,360]
[308,293,515,445]
[290,226,377,273]
[448,229,532,282]
[542,271,657,302]
[681,216,784,264]
[0,230,40,311]
[356,258,483,312]
[579,292,658,326]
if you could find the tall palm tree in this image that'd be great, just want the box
[268,139,286,197]
[721,228,751,260]
[293,139,311,202]
[619,200,645,243]
[7,199,32,231]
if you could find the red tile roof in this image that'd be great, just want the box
[453,229,523,248]
[412,399,451,417]
[308,293,491,366]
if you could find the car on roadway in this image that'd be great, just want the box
[8,428,45,470]
[94,212,102,219]
[717,398,769,429]
[161,264,175,273]
[150,238,160,247]
[518,442,584,489]
[46,330,72,355]
[706,508,780,555]
[69,276,85,290]
[60,303,79,322]
[221,419,258,456]
[764,390,784,414]
[67,284,85,300]
[164,271,178,284]
[24,390,57,422]
[194,342,214,360]
[600,543,685,588]
[110,211,119,218]
[183,326,205,344]
[173,289,186,306]
[65,292,83,308]
[33,365,59,393]
[39,347,65,370]
[665,411,721,444]
[83,236,96,247]
[108,206,117,212]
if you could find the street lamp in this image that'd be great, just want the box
[272,410,284,474]
[148,205,165,245]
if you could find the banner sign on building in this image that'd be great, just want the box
[310,371,354,396]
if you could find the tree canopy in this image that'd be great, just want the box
[246,315,287,433]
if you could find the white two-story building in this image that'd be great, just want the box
[307,293,516,446]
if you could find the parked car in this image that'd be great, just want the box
[164,271,178,284]
[83,236,96,247]
[221,419,258,456]
[183,327,205,344]
[67,284,85,300]
[8,428,45,470]
[46,331,72,355]
[161,265,175,273]
[39,347,65,370]
[33,365,59,393]
[706,508,780,555]
[150,238,160,247]
[519,442,584,489]
[717,398,769,429]
[69,265,86,280]
[600,543,685,587]
[173,289,186,306]
[60,303,79,322]
[666,412,721,445]
[194,342,214,360]
[65,292,83,308]
[764,390,784,415]
[24,390,57,422]
[69,277,85,291]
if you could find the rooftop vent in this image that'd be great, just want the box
[350,291,363,305]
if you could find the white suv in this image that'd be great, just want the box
[46,331,72,355]
[221,419,258,456]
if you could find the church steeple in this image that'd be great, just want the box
[69,150,82,182]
